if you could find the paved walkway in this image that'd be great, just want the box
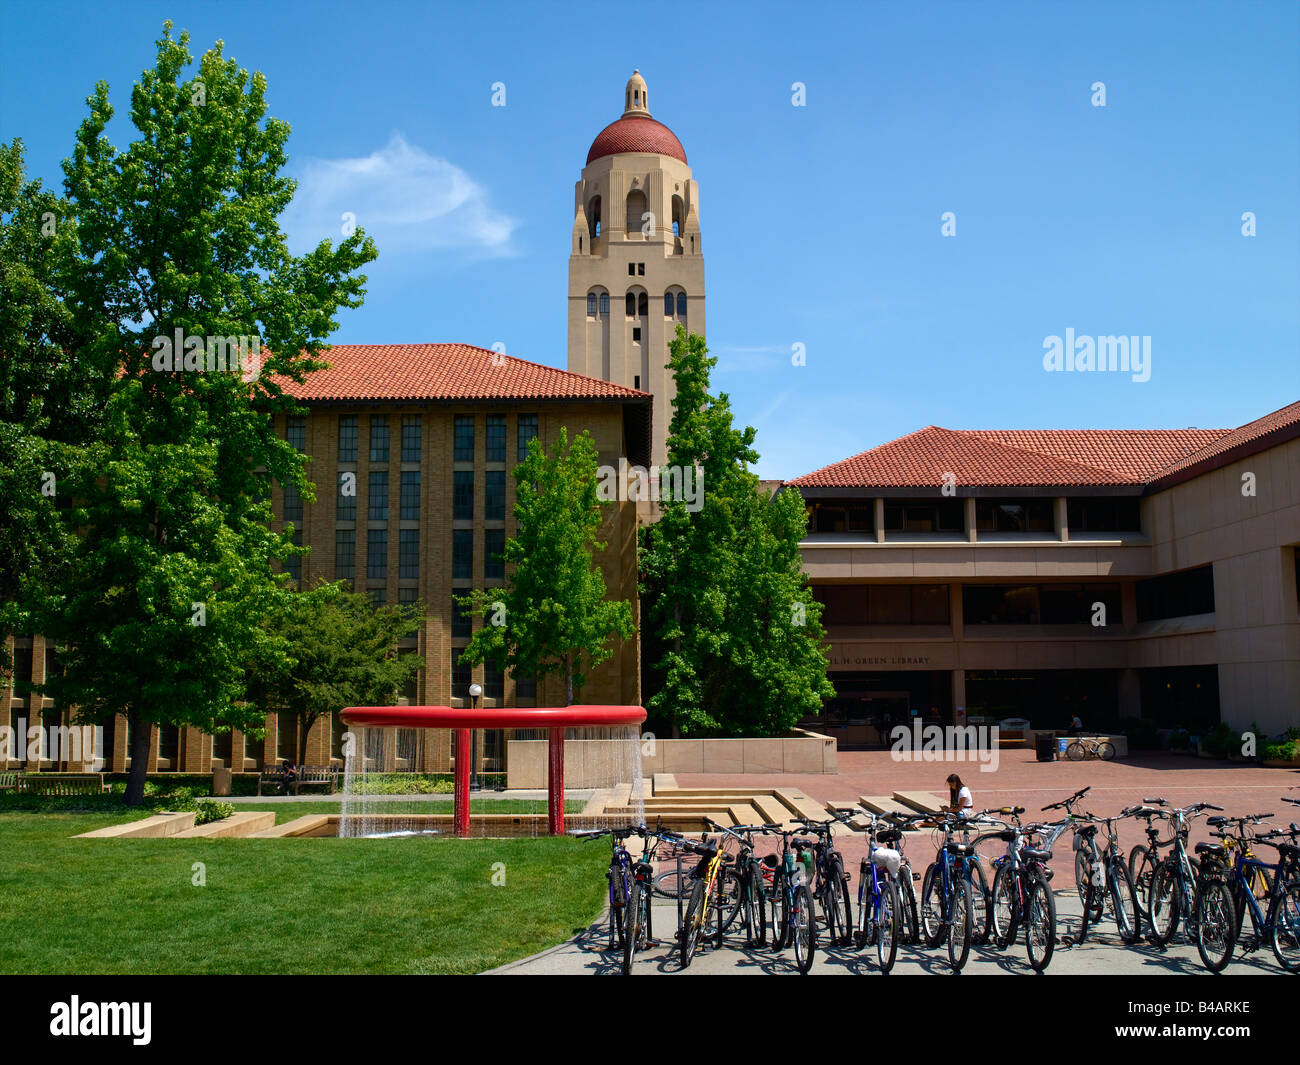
[491,890,1287,975]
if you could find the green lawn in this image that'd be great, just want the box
[0,811,608,974]
[238,799,584,825]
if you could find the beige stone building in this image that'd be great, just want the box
[567,71,705,469]
[789,401,1300,740]
[1,345,651,775]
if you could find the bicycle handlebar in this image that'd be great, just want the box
[1041,786,1091,812]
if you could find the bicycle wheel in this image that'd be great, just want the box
[920,862,945,948]
[769,870,790,950]
[653,865,691,899]
[746,864,767,946]
[1098,741,1115,761]
[791,882,817,974]
[898,870,920,945]
[1270,877,1300,973]
[991,861,1019,949]
[1074,844,1096,908]
[1025,872,1057,973]
[608,862,629,948]
[717,866,743,938]
[833,857,853,946]
[968,860,991,946]
[947,878,973,972]
[680,876,706,969]
[1109,859,1140,944]
[877,878,900,974]
[1066,741,1085,761]
[854,866,874,949]
[1149,859,1181,945]
[1129,844,1155,926]
[1195,877,1237,973]
[622,879,643,975]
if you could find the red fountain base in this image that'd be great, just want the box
[339,704,646,837]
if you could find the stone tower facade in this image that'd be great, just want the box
[567,71,705,469]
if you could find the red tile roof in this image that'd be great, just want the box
[587,115,688,165]
[271,343,650,403]
[1148,400,1300,486]
[788,425,1234,490]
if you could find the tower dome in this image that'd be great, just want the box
[586,70,688,165]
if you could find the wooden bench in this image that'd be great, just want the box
[257,764,338,796]
[0,771,22,791]
[16,772,109,796]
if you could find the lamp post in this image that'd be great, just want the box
[468,683,483,790]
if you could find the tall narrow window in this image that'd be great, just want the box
[286,415,306,452]
[664,292,674,317]
[338,416,358,463]
[587,292,598,317]
[625,292,636,317]
[337,473,356,521]
[335,530,355,581]
[518,414,539,461]
[452,596,472,638]
[282,483,302,524]
[368,471,388,521]
[453,529,473,580]
[369,415,389,463]
[486,415,507,463]
[454,415,474,462]
[599,292,609,317]
[676,292,687,317]
[399,529,419,579]
[485,471,505,521]
[453,471,474,521]
[285,530,302,583]
[400,471,420,520]
[637,292,648,316]
[485,528,505,581]
[367,529,387,579]
[401,415,422,463]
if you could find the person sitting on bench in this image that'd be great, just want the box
[278,760,298,795]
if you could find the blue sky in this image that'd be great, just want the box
[2,0,1297,478]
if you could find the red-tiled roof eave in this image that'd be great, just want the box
[1144,401,1300,492]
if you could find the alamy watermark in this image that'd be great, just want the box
[0,720,104,769]
[1042,329,1150,382]
[151,328,261,381]
[596,459,703,511]
[890,721,1000,773]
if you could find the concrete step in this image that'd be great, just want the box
[651,773,678,794]
[892,790,945,815]
[172,811,275,839]
[859,795,916,817]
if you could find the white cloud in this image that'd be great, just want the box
[283,133,517,256]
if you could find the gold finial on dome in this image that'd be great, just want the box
[623,70,650,117]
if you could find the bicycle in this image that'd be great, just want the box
[1040,786,1098,908]
[853,814,905,972]
[1065,735,1115,761]
[988,807,1058,972]
[1128,801,1189,928]
[1065,809,1140,947]
[1209,812,1300,972]
[919,810,991,972]
[762,826,819,973]
[791,811,856,946]
[576,824,641,949]
[1146,799,1223,947]
[709,819,775,948]
[618,823,685,975]
[678,832,734,969]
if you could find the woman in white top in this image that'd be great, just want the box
[945,773,973,818]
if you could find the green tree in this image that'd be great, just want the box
[640,326,834,735]
[0,139,102,673]
[29,23,377,804]
[457,427,634,705]
[246,582,425,765]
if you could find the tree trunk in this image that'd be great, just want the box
[297,715,311,766]
[563,655,573,706]
[124,708,151,806]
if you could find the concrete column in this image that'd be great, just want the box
[951,669,967,724]
[965,498,977,543]
[1055,497,1069,542]
[874,498,885,543]
[949,583,964,640]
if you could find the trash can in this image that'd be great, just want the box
[212,767,232,796]
[1035,733,1057,762]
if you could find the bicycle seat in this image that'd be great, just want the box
[875,828,902,845]
[945,841,975,857]
[1021,847,1052,862]
[996,830,1017,843]
[1077,824,1098,839]
[1207,816,1226,827]
[1194,842,1226,858]
[761,853,780,869]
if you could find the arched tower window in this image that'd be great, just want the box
[663,292,674,317]
[599,292,609,317]
[625,293,636,317]
[626,189,647,236]
[588,196,602,239]
[676,291,687,318]
[587,292,597,317]
[665,288,687,321]
[672,194,684,238]
[638,291,648,317]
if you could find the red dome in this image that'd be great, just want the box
[587,115,687,165]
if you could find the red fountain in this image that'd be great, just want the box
[339,704,646,836]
